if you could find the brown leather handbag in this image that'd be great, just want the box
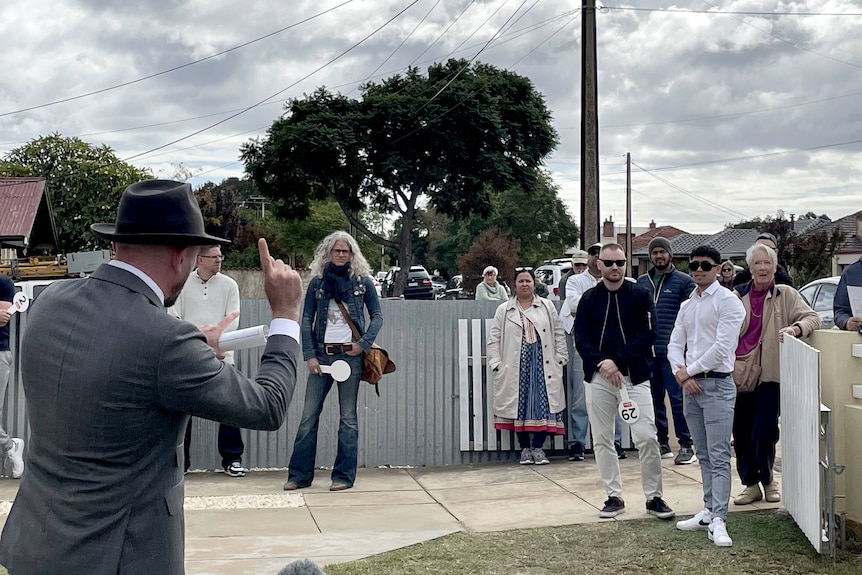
[336,301,395,395]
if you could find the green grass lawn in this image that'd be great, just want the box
[327,510,860,575]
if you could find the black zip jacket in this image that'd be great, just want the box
[574,280,657,385]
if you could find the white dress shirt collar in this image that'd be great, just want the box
[109,260,166,305]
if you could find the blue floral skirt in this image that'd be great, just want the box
[494,336,565,435]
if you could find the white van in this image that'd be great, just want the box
[534,263,572,301]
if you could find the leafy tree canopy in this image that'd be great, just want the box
[0,134,151,253]
[242,59,558,295]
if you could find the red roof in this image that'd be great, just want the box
[632,225,687,252]
[0,177,47,243]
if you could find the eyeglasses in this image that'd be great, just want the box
[514,266,533,272]
[600,259,626,268]
[330,249,351,255]
[689,260,718,272]
[721,267,733,272]
[199,254,224,261]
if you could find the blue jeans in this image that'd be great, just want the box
[565,333,589,447]
[652,357,692,448]
[684,375,736,520]
[288,352,363,487]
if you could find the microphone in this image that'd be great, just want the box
[276,559,326,575]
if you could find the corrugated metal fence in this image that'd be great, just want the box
[3,298,532,476]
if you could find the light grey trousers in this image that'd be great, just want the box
[683,375,737,520]
[587,373,663,500]
[0,351,13,450]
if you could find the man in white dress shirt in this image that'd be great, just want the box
[668,245,745,547]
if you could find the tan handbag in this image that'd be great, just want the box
[336,301,395,396]
[733,341,762,393]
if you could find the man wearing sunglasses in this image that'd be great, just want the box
[562,244,627,461]
[667,245,746,547]
[575,244,674,520]
[636,237,696,466]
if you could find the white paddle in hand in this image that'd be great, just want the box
[618,385,640,424]
[319,359,351,382]
[8,292,29,315]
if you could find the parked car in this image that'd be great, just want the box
[441,274,466,300]
[534,263,572,301]
[431,276,447,298]
[798,276,840,329]
[369,274,382,297]
[382,266,434,300]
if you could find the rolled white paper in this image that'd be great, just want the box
[218,325,269,352]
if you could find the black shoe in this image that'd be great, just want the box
[614,441,627,459]
[568,443,585,461]
[599,496,625,518]
[646,497,675,520]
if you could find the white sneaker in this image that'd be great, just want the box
[6,438,24,479]
[676,507,711,531]
[708,517,733,547]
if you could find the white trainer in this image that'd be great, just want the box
[676,507,711,531]
[6,438,24,479]
[708,517,733,547]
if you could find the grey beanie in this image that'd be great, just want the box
[648,237,672,256]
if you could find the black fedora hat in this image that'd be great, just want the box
[91,179,229,246]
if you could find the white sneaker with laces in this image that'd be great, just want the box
[708,517,733,547]
[6,438,24,479]
[676,507,711,531]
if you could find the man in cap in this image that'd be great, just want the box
[636,237,696,465]
[558,250,589,460]
[732,233,794,288]
[0,180,302,575]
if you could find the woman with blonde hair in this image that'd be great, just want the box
[284,231,382,492]
[732,244,819,505]
[719,260,735,290]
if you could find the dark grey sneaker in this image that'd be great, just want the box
[568,443,585,461]
[660,444,673,459]
[646,497,675,520]
[532,447,549,465]
[519,447,534,465]
[599,496,625,518]
[675,446,697,465]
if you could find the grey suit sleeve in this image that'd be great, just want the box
[154,321,299,430]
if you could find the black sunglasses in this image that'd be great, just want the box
[600,259,626,268]
[689,260,718,272]
[721,267,733,272]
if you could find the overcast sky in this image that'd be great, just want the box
[2,0,862,235]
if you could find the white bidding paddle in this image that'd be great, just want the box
[618,385,640,424]
[319,359,351,382]
[8,292,29,315]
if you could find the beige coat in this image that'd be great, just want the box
[737,284,820,383]
[487,296,568,419]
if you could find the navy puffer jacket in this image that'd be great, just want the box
[637,267,695,357]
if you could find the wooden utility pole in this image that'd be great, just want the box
[625,152,632,276]
[580,0,600,248]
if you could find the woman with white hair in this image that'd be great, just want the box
[731,243,819,505]
[284,231,383,492]
[475,266,508,302]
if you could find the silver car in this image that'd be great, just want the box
[798,276,840,329]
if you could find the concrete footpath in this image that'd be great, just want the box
[0,456,782,574]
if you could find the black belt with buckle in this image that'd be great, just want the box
[324,343,353,355]
[691,371,730,379]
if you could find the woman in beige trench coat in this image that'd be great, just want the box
[487,268,568,465]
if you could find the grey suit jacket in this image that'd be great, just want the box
[0,264,299,575]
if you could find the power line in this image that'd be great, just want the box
[599,5,862,17]
[0,0,356,118]
[407,0,477,67]
[120,1,421,164]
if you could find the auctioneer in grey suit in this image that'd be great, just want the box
[0,180,302,575]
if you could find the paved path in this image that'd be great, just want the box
[0,456,782,574]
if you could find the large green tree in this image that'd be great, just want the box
[0,134,151,253]
[242,59,558,295]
